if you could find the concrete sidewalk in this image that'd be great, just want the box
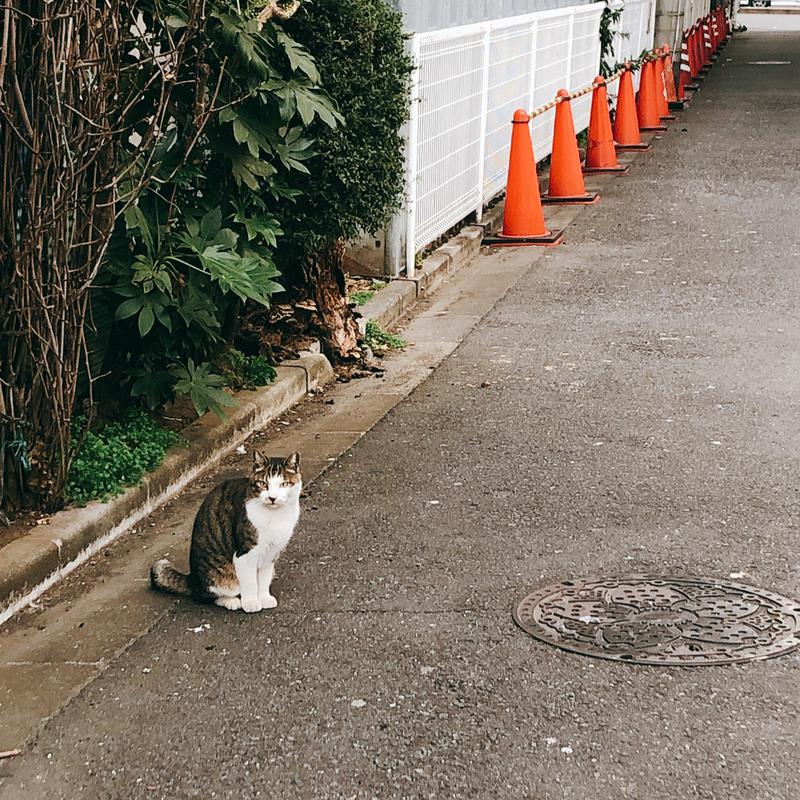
[2,30,800,800]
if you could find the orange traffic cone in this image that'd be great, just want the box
[484,109,563,246]
[685,30,701,89]
[542,90,599,205]
[701,20,713,68]
[654,51,676,121]
[691,26,705,80]
[718,8,728,46]
[584,77,628,174]
[613,68,651,152]
[662,44,682,110]
[663,45,677,101]
[677,39,694,103]
[636,60,667,132]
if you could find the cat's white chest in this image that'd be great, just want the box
[245,499,299,561]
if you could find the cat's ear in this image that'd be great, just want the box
[253,450,269,471]
[284,452,301,473]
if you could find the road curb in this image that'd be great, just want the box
[0,354,334,623]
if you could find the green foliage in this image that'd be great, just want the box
[600,1,627,77]
[280,0,413,257]
[219,349,277,391]
[349,290,375,306]
[170,360,237,418]
[364,321,406,353]
[66,411,180,506]
[99,2,340,412]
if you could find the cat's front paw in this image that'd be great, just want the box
[241,597,263,613]
[259,594,278,610]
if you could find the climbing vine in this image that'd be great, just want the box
[599,1,626,77]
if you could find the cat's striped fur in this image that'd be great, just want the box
[150,451,301,612]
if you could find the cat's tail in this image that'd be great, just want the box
[150,559,191,597]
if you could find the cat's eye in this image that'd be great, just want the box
[281,481,292,487]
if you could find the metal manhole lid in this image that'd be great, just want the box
[513,576,800,666]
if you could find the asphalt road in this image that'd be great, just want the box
[2,29,800,800]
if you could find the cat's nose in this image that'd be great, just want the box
[268,497,277,504]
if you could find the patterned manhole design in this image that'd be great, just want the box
[513,576,800,666]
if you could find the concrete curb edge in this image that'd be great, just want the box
[357,205,505,334]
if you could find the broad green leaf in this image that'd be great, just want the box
[276,30,320,83]
[123,204,155,253]
[229,152,276,190]
[200,207,222,241]
[170,360,237,419]
[116,296,144,320]
[138,305,155,337]
[154,304,173,332]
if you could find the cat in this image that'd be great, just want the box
[150,451,302,612]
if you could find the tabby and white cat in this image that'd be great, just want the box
[150,451,302,612]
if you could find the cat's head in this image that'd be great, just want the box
[251,451,302,508]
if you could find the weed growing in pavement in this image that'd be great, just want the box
[349,280,388,307]
[218,349,277,392]
[364,321,407,353]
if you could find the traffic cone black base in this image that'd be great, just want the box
[541,190,600,206]
[615,141,652,152]
[660,113,677,121]
[485,230,564,247]
[668,100,687,111]
[583,164,629,175]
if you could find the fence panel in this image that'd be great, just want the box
[406,0,655,274]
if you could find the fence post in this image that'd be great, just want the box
[405,35,421,279]
[527,18,539,114]
[475,25,492,224]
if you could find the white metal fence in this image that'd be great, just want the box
[405,0,656,274]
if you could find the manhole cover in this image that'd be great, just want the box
[513,576,800,666]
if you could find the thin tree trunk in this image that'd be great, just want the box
[304,243,361,363]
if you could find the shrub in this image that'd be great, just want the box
[97,2,341,416]
[282,0,413,254]
[254,0,413,362]
[66,411,180,506]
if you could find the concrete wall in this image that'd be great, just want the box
[654,0,713,53]
[388,0,594,33]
